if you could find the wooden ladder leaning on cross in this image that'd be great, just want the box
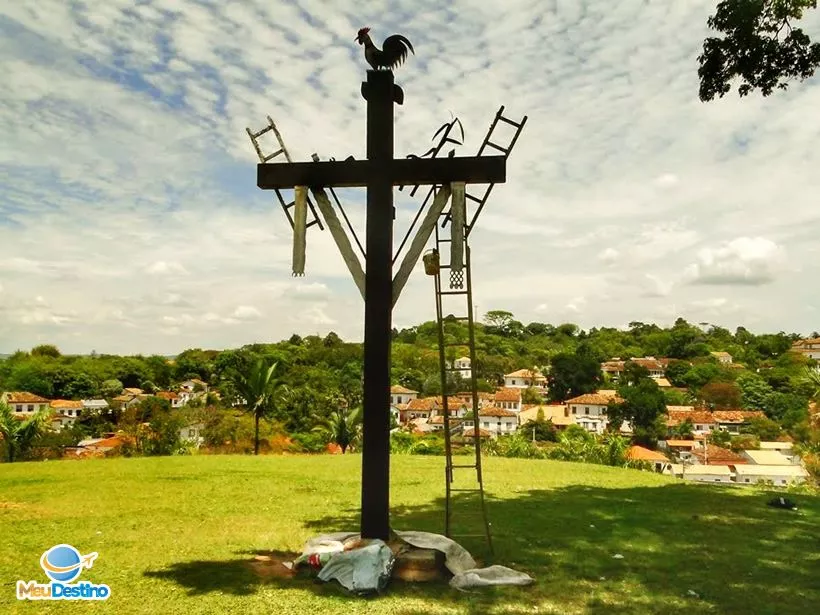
[248,27,525,543]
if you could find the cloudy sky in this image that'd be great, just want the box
[1,0,819,356]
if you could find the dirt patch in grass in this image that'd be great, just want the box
[0,501,25,509]
[246,550,299,580]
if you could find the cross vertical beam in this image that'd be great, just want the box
[360,70,396,540]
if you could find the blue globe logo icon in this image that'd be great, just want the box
[40,544,83,583]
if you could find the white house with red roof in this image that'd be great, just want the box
[493,387,522,413]
[476,406,518,436]
[503,368,547,390]
[565,391,625,434]
[601,357,670,380]
[2,391,51,415]
[390,385,418,406]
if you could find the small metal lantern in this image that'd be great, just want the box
[422,249,440,275]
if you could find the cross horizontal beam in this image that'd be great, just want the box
[257,156,506,189]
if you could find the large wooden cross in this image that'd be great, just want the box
[257,70,505,540]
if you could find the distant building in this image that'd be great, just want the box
[791,337,820,361]
[601,357,670,380]
[627,445,671,472]
[710,351,733,364]
[666,464,733,484]
[1,391,50,416]
[503,369,547,390]
[733,464,809,486]
[451,356,472,379]
[565,392,625,434]
[390,385,418,406]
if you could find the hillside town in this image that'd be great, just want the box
[3,336,817,486]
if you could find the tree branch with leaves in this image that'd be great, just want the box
[699,0,820,101]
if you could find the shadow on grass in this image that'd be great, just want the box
[144,481,820,614]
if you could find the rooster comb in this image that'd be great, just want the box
[357,27,370,36]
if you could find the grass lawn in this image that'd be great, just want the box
[1,454,818,614]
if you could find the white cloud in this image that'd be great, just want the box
[1,0,819,354]
[683,237,787,286]
[598,248,619,265]
[232,305,262,321]
[145,261,189,276]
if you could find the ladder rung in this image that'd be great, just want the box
[450,488,484,492]
[262,149,284,161]
[450,464,478,469]
[465,193,483,203]
[438,238,452,242]
[250,126,274,139]
[499,115,523,128]
[486,141,509,154]
[439,290,468,296]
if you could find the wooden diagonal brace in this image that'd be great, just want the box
[293,186,307,276]
[450,182,466,276]
[392,184,453,307]
[310,187,366,300]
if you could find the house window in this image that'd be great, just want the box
[572,407,576,415]
[76,410,81,417]
[512,380,516,385]
[483,422,490,428]
[585,408,589,415]
[28,404,34,412]
[745,479,750,483]
[16,405,22,412]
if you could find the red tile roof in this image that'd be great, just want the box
[4,391,50,403]
[156,391,179,400]
[390,385,418,394]
[406,397,438,411]
[691,445,748,465]
[712,410,764,423]
[494,388,522,402]
[566,393,623,406]
[627,445,670,462]
[462,427,492,438]
[665,439,699,448]
[666,409,716,426]
[504,369,545,379]
[50,399,84,410]
[432,396,467,410]
[479,407,517,418]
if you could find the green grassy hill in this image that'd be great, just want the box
[1,455,817,614]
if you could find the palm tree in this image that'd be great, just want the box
[314,406,362,453]
[801,366,820,400]
[225,358,285,455]
[0,401,50,462]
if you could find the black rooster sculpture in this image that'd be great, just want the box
[355,27,414,71]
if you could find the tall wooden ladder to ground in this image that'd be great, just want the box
[432,233,494,556]
[430,106,528,557]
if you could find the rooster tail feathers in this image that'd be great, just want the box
[382,33,415,68]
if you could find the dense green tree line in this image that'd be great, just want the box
[1,315,817,449]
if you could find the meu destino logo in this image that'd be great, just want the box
[17,544,111,601]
